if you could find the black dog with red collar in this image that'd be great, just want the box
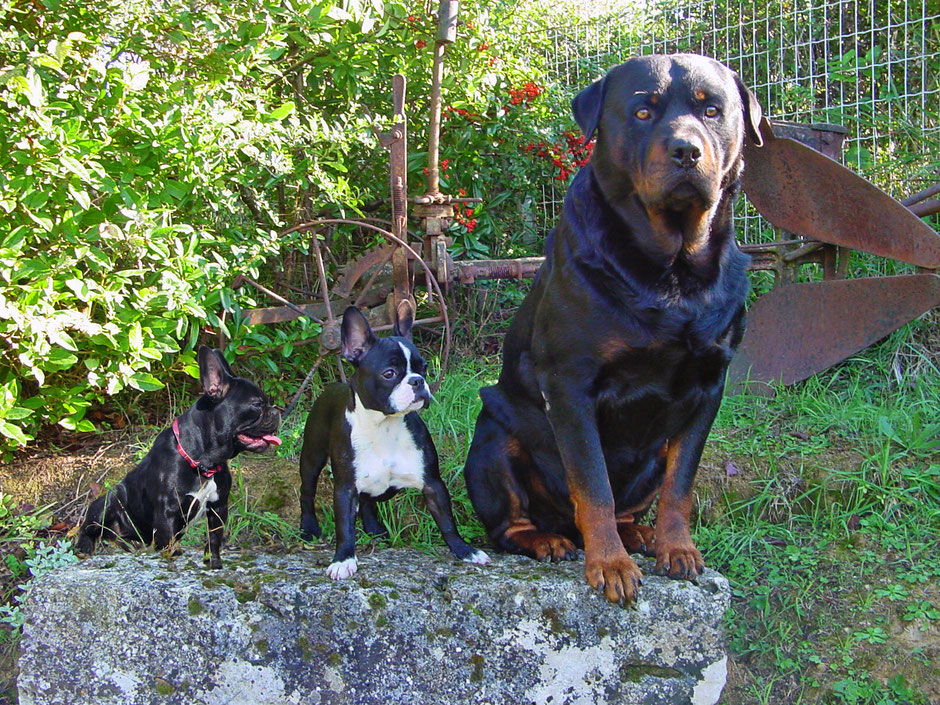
[76,347,281,568]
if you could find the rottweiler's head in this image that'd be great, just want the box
[572,54,762,260]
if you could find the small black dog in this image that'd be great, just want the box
[300,303,489,579]
[76,346,281,568]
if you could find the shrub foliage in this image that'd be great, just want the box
[0,0,571,455]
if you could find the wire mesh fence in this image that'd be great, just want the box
[536,0,940,244]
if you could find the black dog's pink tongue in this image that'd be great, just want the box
[239,433,282,448]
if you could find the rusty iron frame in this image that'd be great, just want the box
[228,2,940,407]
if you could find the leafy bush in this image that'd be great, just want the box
[0,0,573,455]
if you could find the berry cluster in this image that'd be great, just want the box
[421,158,451,178]
[508,82,545,106]
[523,131,594,181]
[454,206,478,233]
[443,105,480,124]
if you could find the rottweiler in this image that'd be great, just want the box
[463,54,763,605]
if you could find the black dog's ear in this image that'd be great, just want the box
[393,299,415,340]
[199,346,233,401]
[571,73,608,142]
[341,306,377,366]
[734,73,764,148]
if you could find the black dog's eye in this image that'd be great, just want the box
[634,107,652,120]
[704,105,720,118]
[382,369,396,380]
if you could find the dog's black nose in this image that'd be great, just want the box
[669,138,702,168]
[409,376,425,389]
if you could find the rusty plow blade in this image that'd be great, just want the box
[742,119,940,269]
[727,274,940,394]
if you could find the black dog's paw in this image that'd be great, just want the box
[449,541,491,565]
[205,556,223,570]
[300,515,322,542]
[74,534,96,556]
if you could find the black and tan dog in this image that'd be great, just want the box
[463,54,763,605]
[76,346,281,568]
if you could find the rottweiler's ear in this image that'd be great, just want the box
[393,299,415,340]
[571,74,608,142]
[341,306,377,366]
[199,346,233,401]
[734,73,764,147]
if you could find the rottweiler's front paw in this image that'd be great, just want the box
[616,521,656,556]
[585,550,643,606]
[507,529,577,562]
[653,540,704,581]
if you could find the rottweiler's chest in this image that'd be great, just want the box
[595,332,734,440]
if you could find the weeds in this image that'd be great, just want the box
[2,316,938,704]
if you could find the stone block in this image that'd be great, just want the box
[18,549,729,705]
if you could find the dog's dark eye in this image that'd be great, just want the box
[704,105,720,118]
[634,107,652,120]
[382,369,396,380]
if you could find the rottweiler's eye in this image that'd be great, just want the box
[704,105,720,118]
[634,107,652,120]
[382,369,396,380]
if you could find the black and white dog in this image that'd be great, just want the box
[76,346,281,568]
[299,303,489,579]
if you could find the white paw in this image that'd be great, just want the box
[326,557,358,580]
[463,549,491,566]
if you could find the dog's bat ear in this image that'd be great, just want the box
[341,306,377,366]
[198,346,233,401]
[734,73,764,148]
[393,299,415,340]
[571,74,608,142]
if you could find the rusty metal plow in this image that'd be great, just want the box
[728,118,940,394]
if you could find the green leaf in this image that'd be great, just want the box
[59,155,92,184]
[0,422,30,446]
[68,183,92,210]
[265,101,296,121]
[25,68,46,108]
[128,372,165,392]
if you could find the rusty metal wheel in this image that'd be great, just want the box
[235,218,451,419]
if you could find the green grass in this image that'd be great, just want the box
[699,322,940,704]
[2,318,937,705]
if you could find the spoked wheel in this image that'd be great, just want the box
[266,218,451,418]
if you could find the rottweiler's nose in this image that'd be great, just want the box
[669,138,702,168]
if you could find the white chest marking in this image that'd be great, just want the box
[185,478,219,524]
[346,395,425,496]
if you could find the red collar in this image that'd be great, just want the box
[172,418,222,478]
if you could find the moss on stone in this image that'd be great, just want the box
[153,677,175,695]
[620,664,683,683]
[469,654,485,683]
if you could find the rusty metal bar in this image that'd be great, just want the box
[453,257,544,284]
[902,183,940,207]
[232,275,323,324]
